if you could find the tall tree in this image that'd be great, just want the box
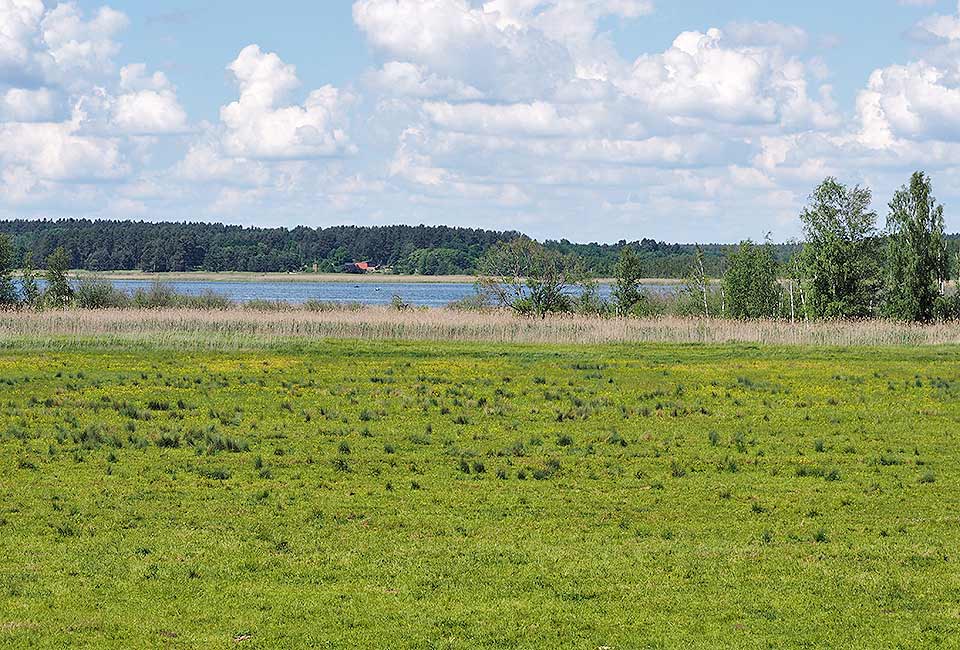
[684,244,711,318]
[723,240,781,319]
[0,234,16,307]
[799,178,881,318]
[612,246,647,315]
[44,246,74,307]
[884,171,947,322]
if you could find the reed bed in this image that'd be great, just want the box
[1,307,959,348]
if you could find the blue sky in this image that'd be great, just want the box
[3,0,960,243]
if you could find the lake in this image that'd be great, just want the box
[35,278,683,307]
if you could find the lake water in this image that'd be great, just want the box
[35,278,682,307]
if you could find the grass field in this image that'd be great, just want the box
[1,338,958,648]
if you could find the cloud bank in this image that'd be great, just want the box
[1,0,960,241]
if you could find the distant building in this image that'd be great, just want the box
[343,261,372,274]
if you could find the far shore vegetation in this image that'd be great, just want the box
[1,172,959,326]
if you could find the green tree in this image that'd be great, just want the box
[44,246,74,307]
[683,244,711,318]
[0,233,16,307]
[884,172,947,322]
[723,240,781,319]
[612,246,648,315]
[799,178,881,318]
[20,251,40,308]
[477,238,584,317]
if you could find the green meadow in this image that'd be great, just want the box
[1,340,958,648]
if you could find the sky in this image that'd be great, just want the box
[3,1,960,243]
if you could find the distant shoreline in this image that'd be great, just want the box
[64,270,692,286]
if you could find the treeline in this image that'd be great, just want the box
[477,172,960,323]
[0,219,799,278]
[0,221,523,275]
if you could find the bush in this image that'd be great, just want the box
[180,290,233,310]
[447,293,491,311]
[133,282,232,310]
[75,277,130,309]
[133,282,179,309]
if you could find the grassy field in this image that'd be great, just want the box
[1,338,958,648]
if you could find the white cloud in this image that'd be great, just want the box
[0,87,59,121]
[365,62,483,100]
[219,44,356,159]
[0,2,193,214]
[0,110,126,182]
[110,64,188,134]
[39,2,128,79]
[423,100,597,136]
[0,0,46,83]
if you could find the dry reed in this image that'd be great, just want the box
[1,307,959,349]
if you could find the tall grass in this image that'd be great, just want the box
[1,307,958,348]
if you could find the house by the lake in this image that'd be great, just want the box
[343,261,373,273]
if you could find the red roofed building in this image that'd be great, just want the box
[343,261,373,273]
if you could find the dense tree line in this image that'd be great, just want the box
[0,221,523,275]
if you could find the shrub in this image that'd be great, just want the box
[205,433,249,454]
[198,467,231,480]
[156,432,181,448]
[607,431,628,447]
[447,293,491,311]
[76,277,130,309]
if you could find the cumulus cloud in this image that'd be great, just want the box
[110,64,189,134]
[219,45,356,159]
[39,2,128,78]
[0,2,191,214]
[364,62,483,100]
[623,28,837,129]
[0,111,126,182]
[350,1,842,240]
[856,2,960,149]
[0,87,59,121]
